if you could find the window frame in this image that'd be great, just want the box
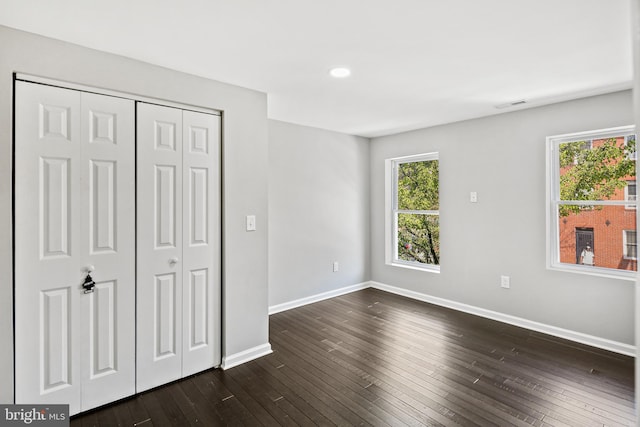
[385,152,440,273]
[546,125,637,281]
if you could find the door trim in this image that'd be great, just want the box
[15,73,221,116]
[575,227,594,265]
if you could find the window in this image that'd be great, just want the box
[385,153,440,271]
[623,230,637,260]
[627,135,636,160]
[573,140,592,164]
[547,126,637,279]
[625,180,636,210]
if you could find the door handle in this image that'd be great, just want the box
[169,257,179,266]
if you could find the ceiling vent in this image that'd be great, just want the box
[495,99,527,109]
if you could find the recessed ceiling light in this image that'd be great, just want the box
[329,67,351,78]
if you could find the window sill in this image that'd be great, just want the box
[548,263,637,281]
[389,261,441,274]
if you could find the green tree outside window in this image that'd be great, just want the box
[396,159,440,265]
[558,136,636,216]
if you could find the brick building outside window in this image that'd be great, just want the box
[556,133,637,272]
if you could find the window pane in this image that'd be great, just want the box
[557,205,637,271]
[625,180,636,210]
[397,213,439,265]
[397,160,439,210]
[624,230,637,259]
[558,136,636,202]
[627,180,636,198]
[627,135,637,160]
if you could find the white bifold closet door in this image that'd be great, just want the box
[136,102,221,392]
[14,81,136,415]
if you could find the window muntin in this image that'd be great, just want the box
[548,126,637,278]
[388,153,440,271]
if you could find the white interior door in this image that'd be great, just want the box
[181,110,221,376]
[136,103,184,392]
[14,81,135,415]
[137,103,221,391]
[78,92,136,410]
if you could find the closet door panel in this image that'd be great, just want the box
[182,110,221,376]
[79,92,135,411]
[15,82,83,414]
[15,83,135,415]
[16,81,221,413]
[136,103,184,392]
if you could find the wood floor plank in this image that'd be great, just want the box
[94,406,120,426]
[336,288,632,424]
[253,354,359,426]
[138,388,182,426]
[248,357,336,426]
[177,376,226,426]
[218,364,297,427]
[277,301,544,424]
[270,316,480,424]
[70,288,635,427]
[267,334,429,427]
[228,361,316,426]
[292,290,636,427]
[259,349,378,426]
[194,370,263,426]
[272,312,456,426]
[267,331,420,427]
[124,395,153,426]
[271,308,523,427]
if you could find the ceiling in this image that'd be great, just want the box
[0,0,633,138]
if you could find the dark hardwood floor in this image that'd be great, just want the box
[71,288,636,426]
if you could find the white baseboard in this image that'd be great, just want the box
[269,282,370,315]
[266,280,635,357]
[370,281,636,357]
[222,343,273,370]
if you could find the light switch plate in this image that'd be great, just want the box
[501,275,510,289]
[246,215,256,231]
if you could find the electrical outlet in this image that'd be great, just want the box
[333,261,339,272]
[470,192,478,203]
[500,275,510,289]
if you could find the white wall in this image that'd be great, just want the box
[268,120,370,308]
[370,91,636,347]
[0,25,270,402]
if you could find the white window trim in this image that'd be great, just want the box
[546,125,637,281]
[623,230,637,260]
[385,152,440,273]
